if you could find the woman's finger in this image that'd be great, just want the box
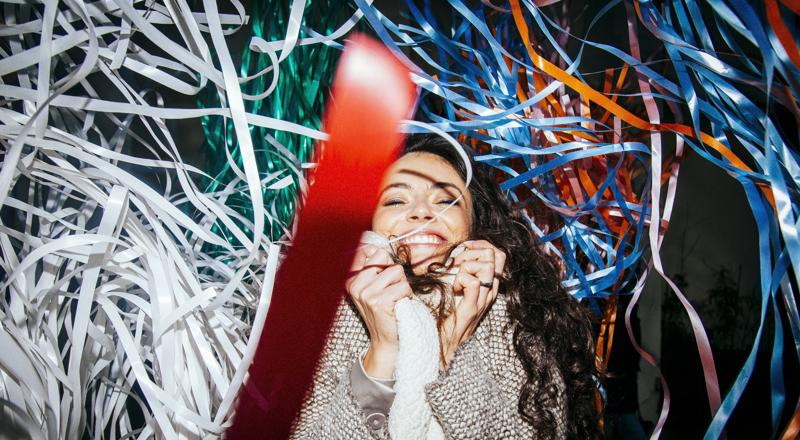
[453,266,482,309]
[462,240,498,254]
[488,277,500,304]
[346,246,370,291]
[452,247,495,266]
[450,271,483,339]
[461,240,506,275]
[346,265,382,299]
[458,260,495,284]
[350,246,393,286]
[489,246,506,276]
[348,248,399,301]
[457,260,495,309]
[360,264,407,301]
[363,246,394,269]
[350,244,378,272]
[380,280,413,304]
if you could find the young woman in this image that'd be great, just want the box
[290,134,600,439]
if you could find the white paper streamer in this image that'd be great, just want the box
[0,0,330,438]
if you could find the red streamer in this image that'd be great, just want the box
[226,34,416,439]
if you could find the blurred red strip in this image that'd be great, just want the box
[226,34,416,439]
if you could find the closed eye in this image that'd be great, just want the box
[383,199,405,206]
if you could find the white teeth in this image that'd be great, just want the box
[399,234,443,245]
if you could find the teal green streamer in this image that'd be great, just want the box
[198,1,356,246]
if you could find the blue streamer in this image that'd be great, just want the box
[352,1,800,437]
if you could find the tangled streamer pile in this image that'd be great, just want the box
[0,0,798,438]
[0,0,305,437]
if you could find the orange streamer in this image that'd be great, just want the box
[779,401,800,439]
[595,296,619,372]
[779,0,800,16]
[509,0,776,210]
[767,0,800,70]
[599,65,630,126]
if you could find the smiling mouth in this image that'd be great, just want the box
[398,233,446,246]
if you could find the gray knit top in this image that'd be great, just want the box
[289,294,567,439]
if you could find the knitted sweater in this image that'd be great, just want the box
[289,293,567,439]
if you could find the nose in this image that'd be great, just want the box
[407,197,434,221]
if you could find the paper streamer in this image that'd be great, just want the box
[0,0,312,437]
[199,0,354,242]
[350,0,800,438]
[225,34,416,439]
[2,0,799,439]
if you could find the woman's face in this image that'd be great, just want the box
[372,152,473,273]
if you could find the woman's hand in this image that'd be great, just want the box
[440,240,507,367]
[345,244,412,379]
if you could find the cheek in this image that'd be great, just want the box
[371,209,397,235]
[447,209,472,239]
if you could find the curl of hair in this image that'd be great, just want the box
[398,134,601,439]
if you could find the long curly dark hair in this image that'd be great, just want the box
[399,134,601,439]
